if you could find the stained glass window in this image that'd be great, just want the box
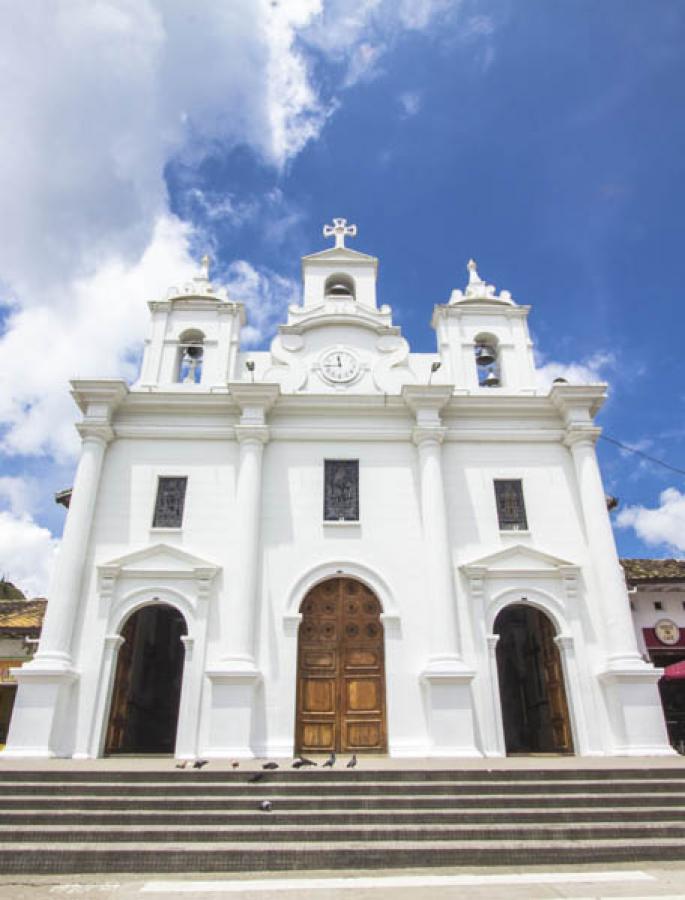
[152,477,187,528]
[324,460,359,521]
[494,479,528,530]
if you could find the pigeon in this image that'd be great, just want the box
[231,760,240,769]
[346,754,357,769]
[262,761,279,770]
[260,800,272,812]
[248,772,264,783]
[193,759,209,769]
[175,760,188,769]
[292,756,317,769]
[323,752,336,768]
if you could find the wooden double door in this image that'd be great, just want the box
[295,578,387,754]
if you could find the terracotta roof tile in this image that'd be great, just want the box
[620,558,685,583]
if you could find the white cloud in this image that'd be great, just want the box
[0,477,39,517]
[0,510,59,598]
[0,215,196,459]
[0,0,473,463]
[399,91,422,117]
[226,262,300,348]
[616,487,685,554]
[535,351,615,391]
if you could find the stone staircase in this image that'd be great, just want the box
[0,766,684,873]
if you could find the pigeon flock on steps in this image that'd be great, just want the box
[175,752,360,809]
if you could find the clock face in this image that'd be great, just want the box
[320,348,360,384]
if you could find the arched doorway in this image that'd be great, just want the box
[295,577,387,754]
[105,603,187,754]
[494,604,574,754]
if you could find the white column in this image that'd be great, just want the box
[221,426,268,669]
[565,430,642,666]
[402,386,479,756]
[205,383,278,758]
[414,428,463,664]
[565,427,673,755]
[35,427,112,669]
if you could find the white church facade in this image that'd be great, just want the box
[4,219,674,759]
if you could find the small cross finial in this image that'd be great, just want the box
[200,253,211,280]
[323,217,357,249]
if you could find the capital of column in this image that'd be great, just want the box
[234,424,270,445]
[76,422,115,445]
[412,426,446,446]
[563,425,601,450]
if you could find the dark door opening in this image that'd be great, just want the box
[651,652,685,753]
[495,604,574,754]
[105,604,187,754]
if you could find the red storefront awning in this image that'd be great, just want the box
[662,660,685,680]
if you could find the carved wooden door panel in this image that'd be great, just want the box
[296,578,387,754]
[105,615,137,753]
[539,611,574,753]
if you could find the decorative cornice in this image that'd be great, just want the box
[70,379,129,414]
[402,384,453,414]
[228,383,280,412]
[550,383,607,423]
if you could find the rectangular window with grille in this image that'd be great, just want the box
[494,479,528,531]
[152,476,188,528]
[324,460,359,521]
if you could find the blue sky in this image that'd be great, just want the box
[0,0,684,594]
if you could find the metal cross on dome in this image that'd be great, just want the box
[323,218,357,249]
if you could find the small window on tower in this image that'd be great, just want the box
[324,460,359,521]
[152,477,188,528]
[177,329,205,384]
[494,479,528,531]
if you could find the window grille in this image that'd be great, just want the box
[324,460,359,521]
[494,479,528,530]
[152,477,187,528]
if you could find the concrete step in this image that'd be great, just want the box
[4,790,685,811]
[1,820,684,844]
[4,776,685,795]
[3,804,682,826]
[1,767,684,783]
[1,837,685,874]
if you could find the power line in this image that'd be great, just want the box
[600,433,685,477]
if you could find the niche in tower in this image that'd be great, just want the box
[177,329,205,384]
[474,333,501,387]
[324,273,356,301]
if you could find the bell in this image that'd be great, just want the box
[483,370,500,387]
[185,345,203,360]
[327,282,352,297]
[475,344,496,366]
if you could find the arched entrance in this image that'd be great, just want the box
[494,604,574,754]
[105,603,187,754]
[295,577,387,754]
